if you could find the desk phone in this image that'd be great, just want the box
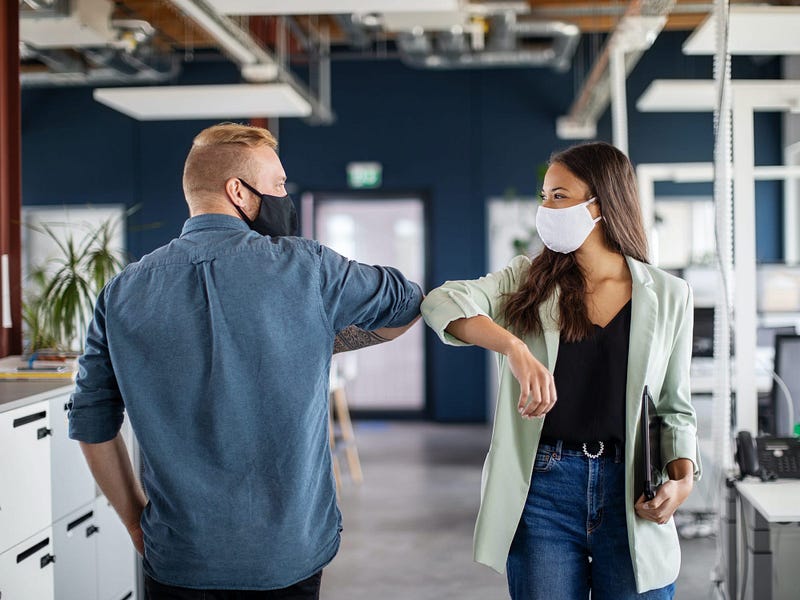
[736,431,800,479]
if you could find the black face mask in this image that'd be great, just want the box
[233,178,298,237]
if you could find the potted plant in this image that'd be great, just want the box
[23,213,130,355]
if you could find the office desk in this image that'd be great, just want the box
[734,480,800,600]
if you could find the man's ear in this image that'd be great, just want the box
[224,178,246,208]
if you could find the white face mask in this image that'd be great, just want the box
[535,197,602,254]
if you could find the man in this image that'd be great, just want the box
[69,123,422,599]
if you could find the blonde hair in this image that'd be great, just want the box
[182,123,278,204]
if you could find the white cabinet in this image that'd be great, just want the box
[0,400,52,554]
[50,395,96,522]
[1,389,139,600]
[52,499,138,600]
[53,505,99,600]
[95,497,137,600]
[0,528,55,600]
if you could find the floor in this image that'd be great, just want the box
[321,423,720,600]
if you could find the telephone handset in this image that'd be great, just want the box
[735,431,765,479]
[735,430,800,480]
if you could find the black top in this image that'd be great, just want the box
[542,299,632,444]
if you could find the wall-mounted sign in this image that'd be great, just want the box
[347,162,382,189]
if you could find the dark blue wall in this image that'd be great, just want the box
[21,32,783,422]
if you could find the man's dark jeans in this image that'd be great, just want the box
[144,571,322,600]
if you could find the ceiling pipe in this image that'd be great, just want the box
[167,0,333,124]
[556,0,677,140]
[20,59,180,88]
[397,13,579,71]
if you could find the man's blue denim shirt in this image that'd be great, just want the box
[69,214,422,590]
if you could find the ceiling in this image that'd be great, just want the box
[101,0,796,50]
[17,1,800,126]
[21,1,785,75]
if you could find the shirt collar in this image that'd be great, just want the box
[180,213,250,237]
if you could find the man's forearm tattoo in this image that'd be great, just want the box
[333,325,390,354]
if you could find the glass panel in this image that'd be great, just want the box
[316,198,425,411]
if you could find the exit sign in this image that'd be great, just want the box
[347,162,382,189]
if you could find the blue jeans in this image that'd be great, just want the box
[506,441,675,600]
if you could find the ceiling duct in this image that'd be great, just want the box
[21,44,180,88]
[396,12,579,71]
[19,0,179,88]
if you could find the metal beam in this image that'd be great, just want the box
[557,0,676,140]
[168,0,334,124]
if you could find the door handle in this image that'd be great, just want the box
[40,553,55,569]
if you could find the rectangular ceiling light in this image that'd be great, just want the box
[93,84,312,121]
[683,6,800,55]
[381,11,466,32]
[636,79,716,112]
[205,0,459,15]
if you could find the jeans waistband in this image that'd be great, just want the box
[538,436,624,461]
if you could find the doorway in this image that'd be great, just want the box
[307,192,427,415]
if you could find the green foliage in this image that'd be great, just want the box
[23,214,129,353]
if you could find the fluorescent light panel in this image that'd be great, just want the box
[683,6,800,55]
[93,84,312,121]
[636,80,716,112]
[637,80,800,113]
[205,0,459,15]
[381,11,467,32]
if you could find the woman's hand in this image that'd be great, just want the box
[505,340,557,418]
[635,458,695,524]
[634,478,693,525]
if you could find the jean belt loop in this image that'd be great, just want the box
[555,439,563,459]
[615,440,623,463]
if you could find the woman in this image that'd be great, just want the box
[421,142,700,599]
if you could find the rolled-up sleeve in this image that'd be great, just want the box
[317,244,422,333]
[69,285,125,444]
[422,255,530,347]
[659,283,702,481]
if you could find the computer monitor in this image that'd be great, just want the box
[757,265,800,313]
[757,326,797,349]
[692,307,715,357]
[773,334,800,436]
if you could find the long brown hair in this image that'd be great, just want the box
[501,142,649,342]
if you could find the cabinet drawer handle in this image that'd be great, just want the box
[16,538,49,564]
[37,427,53,440]
[120,593,133,600]
[67,510,94,532]
[12,410,46,428]
[86,525,100,537]
[39,553,55,569]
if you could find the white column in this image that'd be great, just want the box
[732,97,758,435]
[610,45,628,155]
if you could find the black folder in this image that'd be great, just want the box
[641,385,662,500]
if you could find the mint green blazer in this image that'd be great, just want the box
[421,255,701,593]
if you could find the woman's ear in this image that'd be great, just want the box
[589,197,602,220]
